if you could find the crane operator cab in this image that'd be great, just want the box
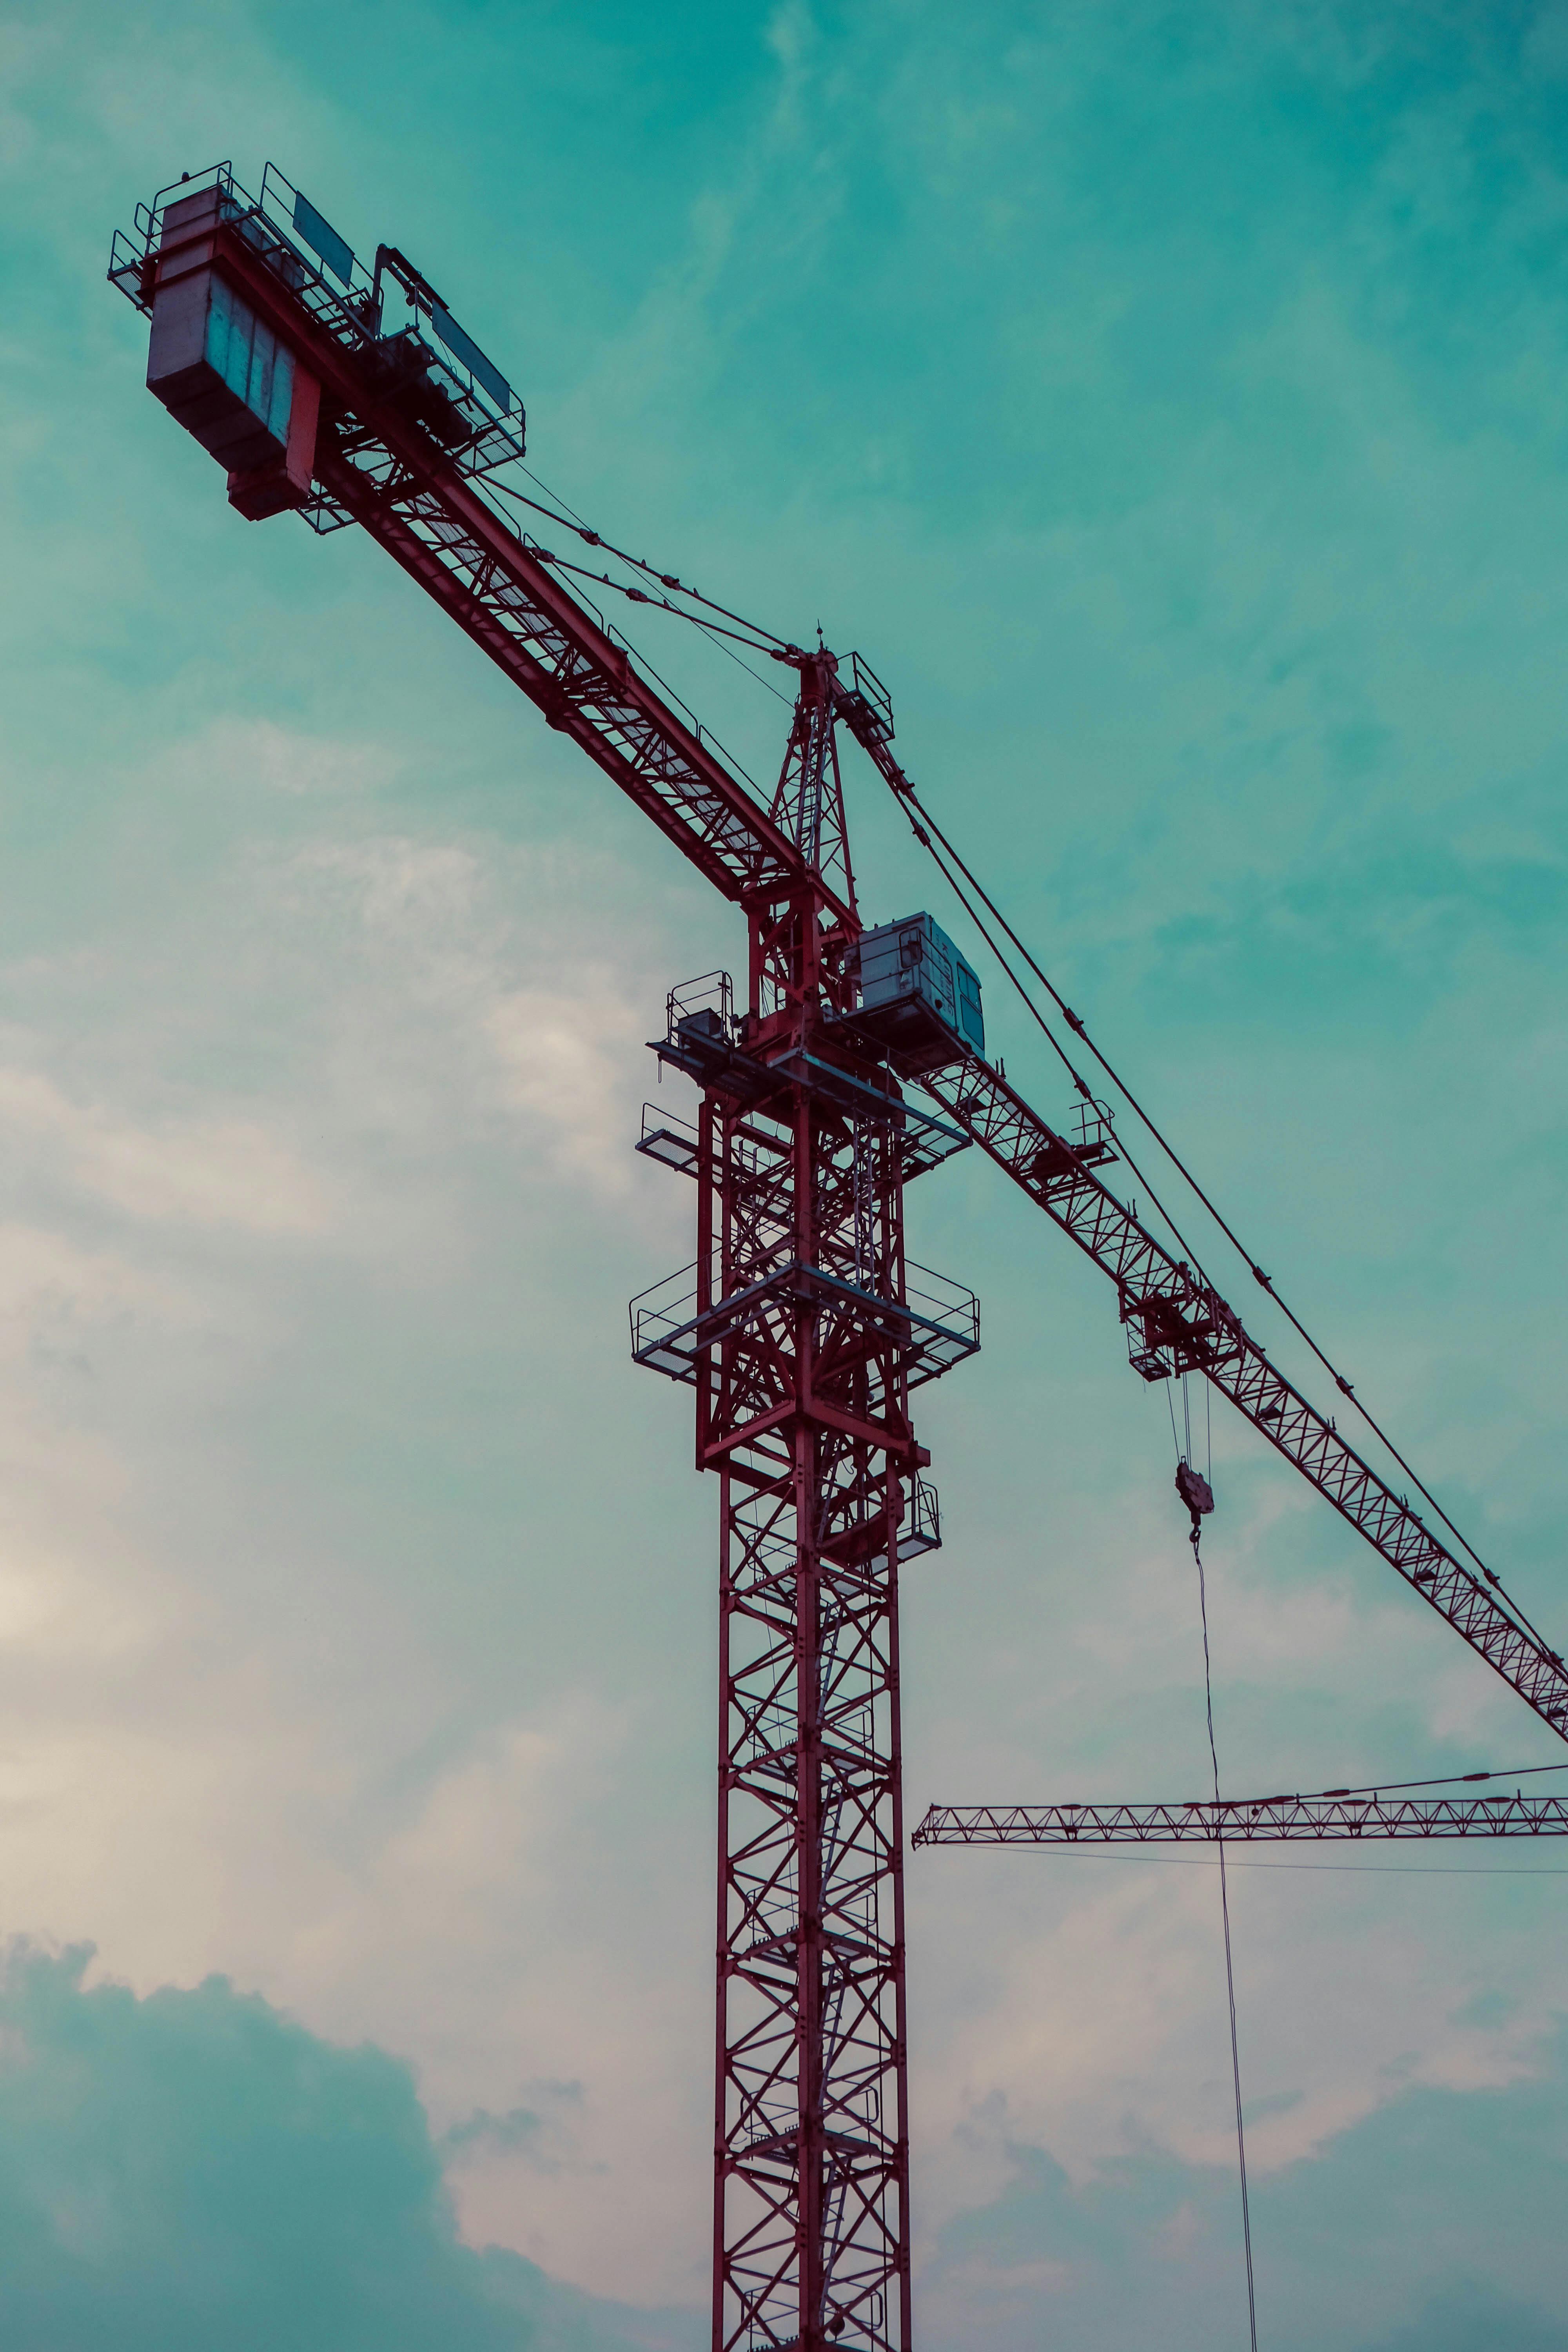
[850,913,985,1079]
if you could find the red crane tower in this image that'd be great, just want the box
[632,657,982,2348]
[109,162,1568,2352]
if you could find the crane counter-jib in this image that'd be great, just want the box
[114,166,847,924]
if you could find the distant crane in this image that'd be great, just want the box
[109,162,1568,2352]
[915,1789,1568,1845]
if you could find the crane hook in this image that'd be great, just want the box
[1176,1458,1214,1547]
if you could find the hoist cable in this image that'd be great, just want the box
[1033,1752,1568,1813]
[909,821,1218,1278]
[1294,1757,1568,1798]
[885,769,1556,1664]
[907,813,1243,1281]
[531,548,785,653]
[1192,1527,1260,2352]
[685,616,796,705]
[485,474,794,651]
[899,766,1537,1631]
[436,430,1555,1666]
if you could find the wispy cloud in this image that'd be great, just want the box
[0,1065,334,1234]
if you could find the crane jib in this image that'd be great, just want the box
[919,1054,1568,1747]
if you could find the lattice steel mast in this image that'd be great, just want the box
[634,651,977,2351]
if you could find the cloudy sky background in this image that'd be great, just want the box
[4,2,1568,2345]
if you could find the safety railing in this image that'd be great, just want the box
[630,1256,978,1391]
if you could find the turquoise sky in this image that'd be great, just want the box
[4,4,1568,2347]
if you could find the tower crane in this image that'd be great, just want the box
[109,162,1568,2352]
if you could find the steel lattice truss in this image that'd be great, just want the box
[625,668,979,2352]
[917,1058,1568,1743]
[314,452,829,907]
[681,701,975,2352]
[698,1072,928,2350]
[914,1792,1568,1844]
[109,167,839,920]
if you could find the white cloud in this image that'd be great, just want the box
[0,712,710,2300]
[0,1066,335,1235]
[212,717,385,801]
[485,982,642,1187]
[0,1220,190,1347]
[911,1844,1561,2248]
[286,833,653,1192]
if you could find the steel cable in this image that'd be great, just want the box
[1192,1524,1260,2352]
[485,474,795,652]
[884,771,1557,1665]
[907,822,1220,1277]
[410,446,1555,1668]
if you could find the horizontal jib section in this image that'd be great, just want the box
[147,262,298,474]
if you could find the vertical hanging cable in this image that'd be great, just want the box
[1192,1527,1259,2352]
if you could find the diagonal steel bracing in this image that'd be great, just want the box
[625,667,979,2352]
[914,1793,1568,1845]
[919,1057,1568,1744]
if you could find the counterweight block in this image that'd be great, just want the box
[145,185,319,520]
